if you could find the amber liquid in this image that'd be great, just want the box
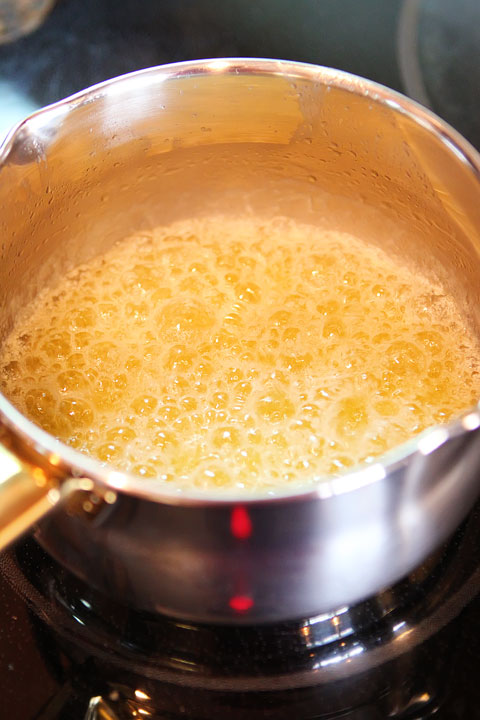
[1,216,479,494]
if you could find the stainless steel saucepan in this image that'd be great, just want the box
[1,59,480,624]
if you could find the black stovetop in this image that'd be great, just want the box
[1,503,480,720]
[0,2,479,718]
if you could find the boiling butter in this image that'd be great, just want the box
[1,215,479,493]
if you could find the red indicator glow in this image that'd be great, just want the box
[229,594,254,612]
[230,506,252,540]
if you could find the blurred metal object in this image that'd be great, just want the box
[1,59,480,623]
[0,441,60,547]
[85,696,121,720]
[0,0,55,43]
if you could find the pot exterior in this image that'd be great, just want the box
[36,424,480,623]
[1,60,480,621]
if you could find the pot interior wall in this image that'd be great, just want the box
[1,68,480,348]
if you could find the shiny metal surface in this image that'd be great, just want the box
[1,59,480,622]
[0,0,55,43]
[0,440,59,548]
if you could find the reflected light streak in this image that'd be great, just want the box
[134,690,150,701]
[72,615,85,626]
[0,452,20,484]
[208,60,232,72]
[107,471,128,490]
[316,643,364,668]
[440,135,470,164]
[418,428,448,456]
[307,605,350,625]
[396,627,414,642]
[332,463,386,495]
[463,412,480,431]
[171,656,197,669]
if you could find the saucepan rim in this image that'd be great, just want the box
[1,57,480,506]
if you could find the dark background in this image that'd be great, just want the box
[0,0,479,148]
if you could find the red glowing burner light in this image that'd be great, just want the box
[230,505,252,540]
[229,594,254,612]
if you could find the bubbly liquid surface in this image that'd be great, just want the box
[1,216,480,493]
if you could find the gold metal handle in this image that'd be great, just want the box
[0,442,61,549]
